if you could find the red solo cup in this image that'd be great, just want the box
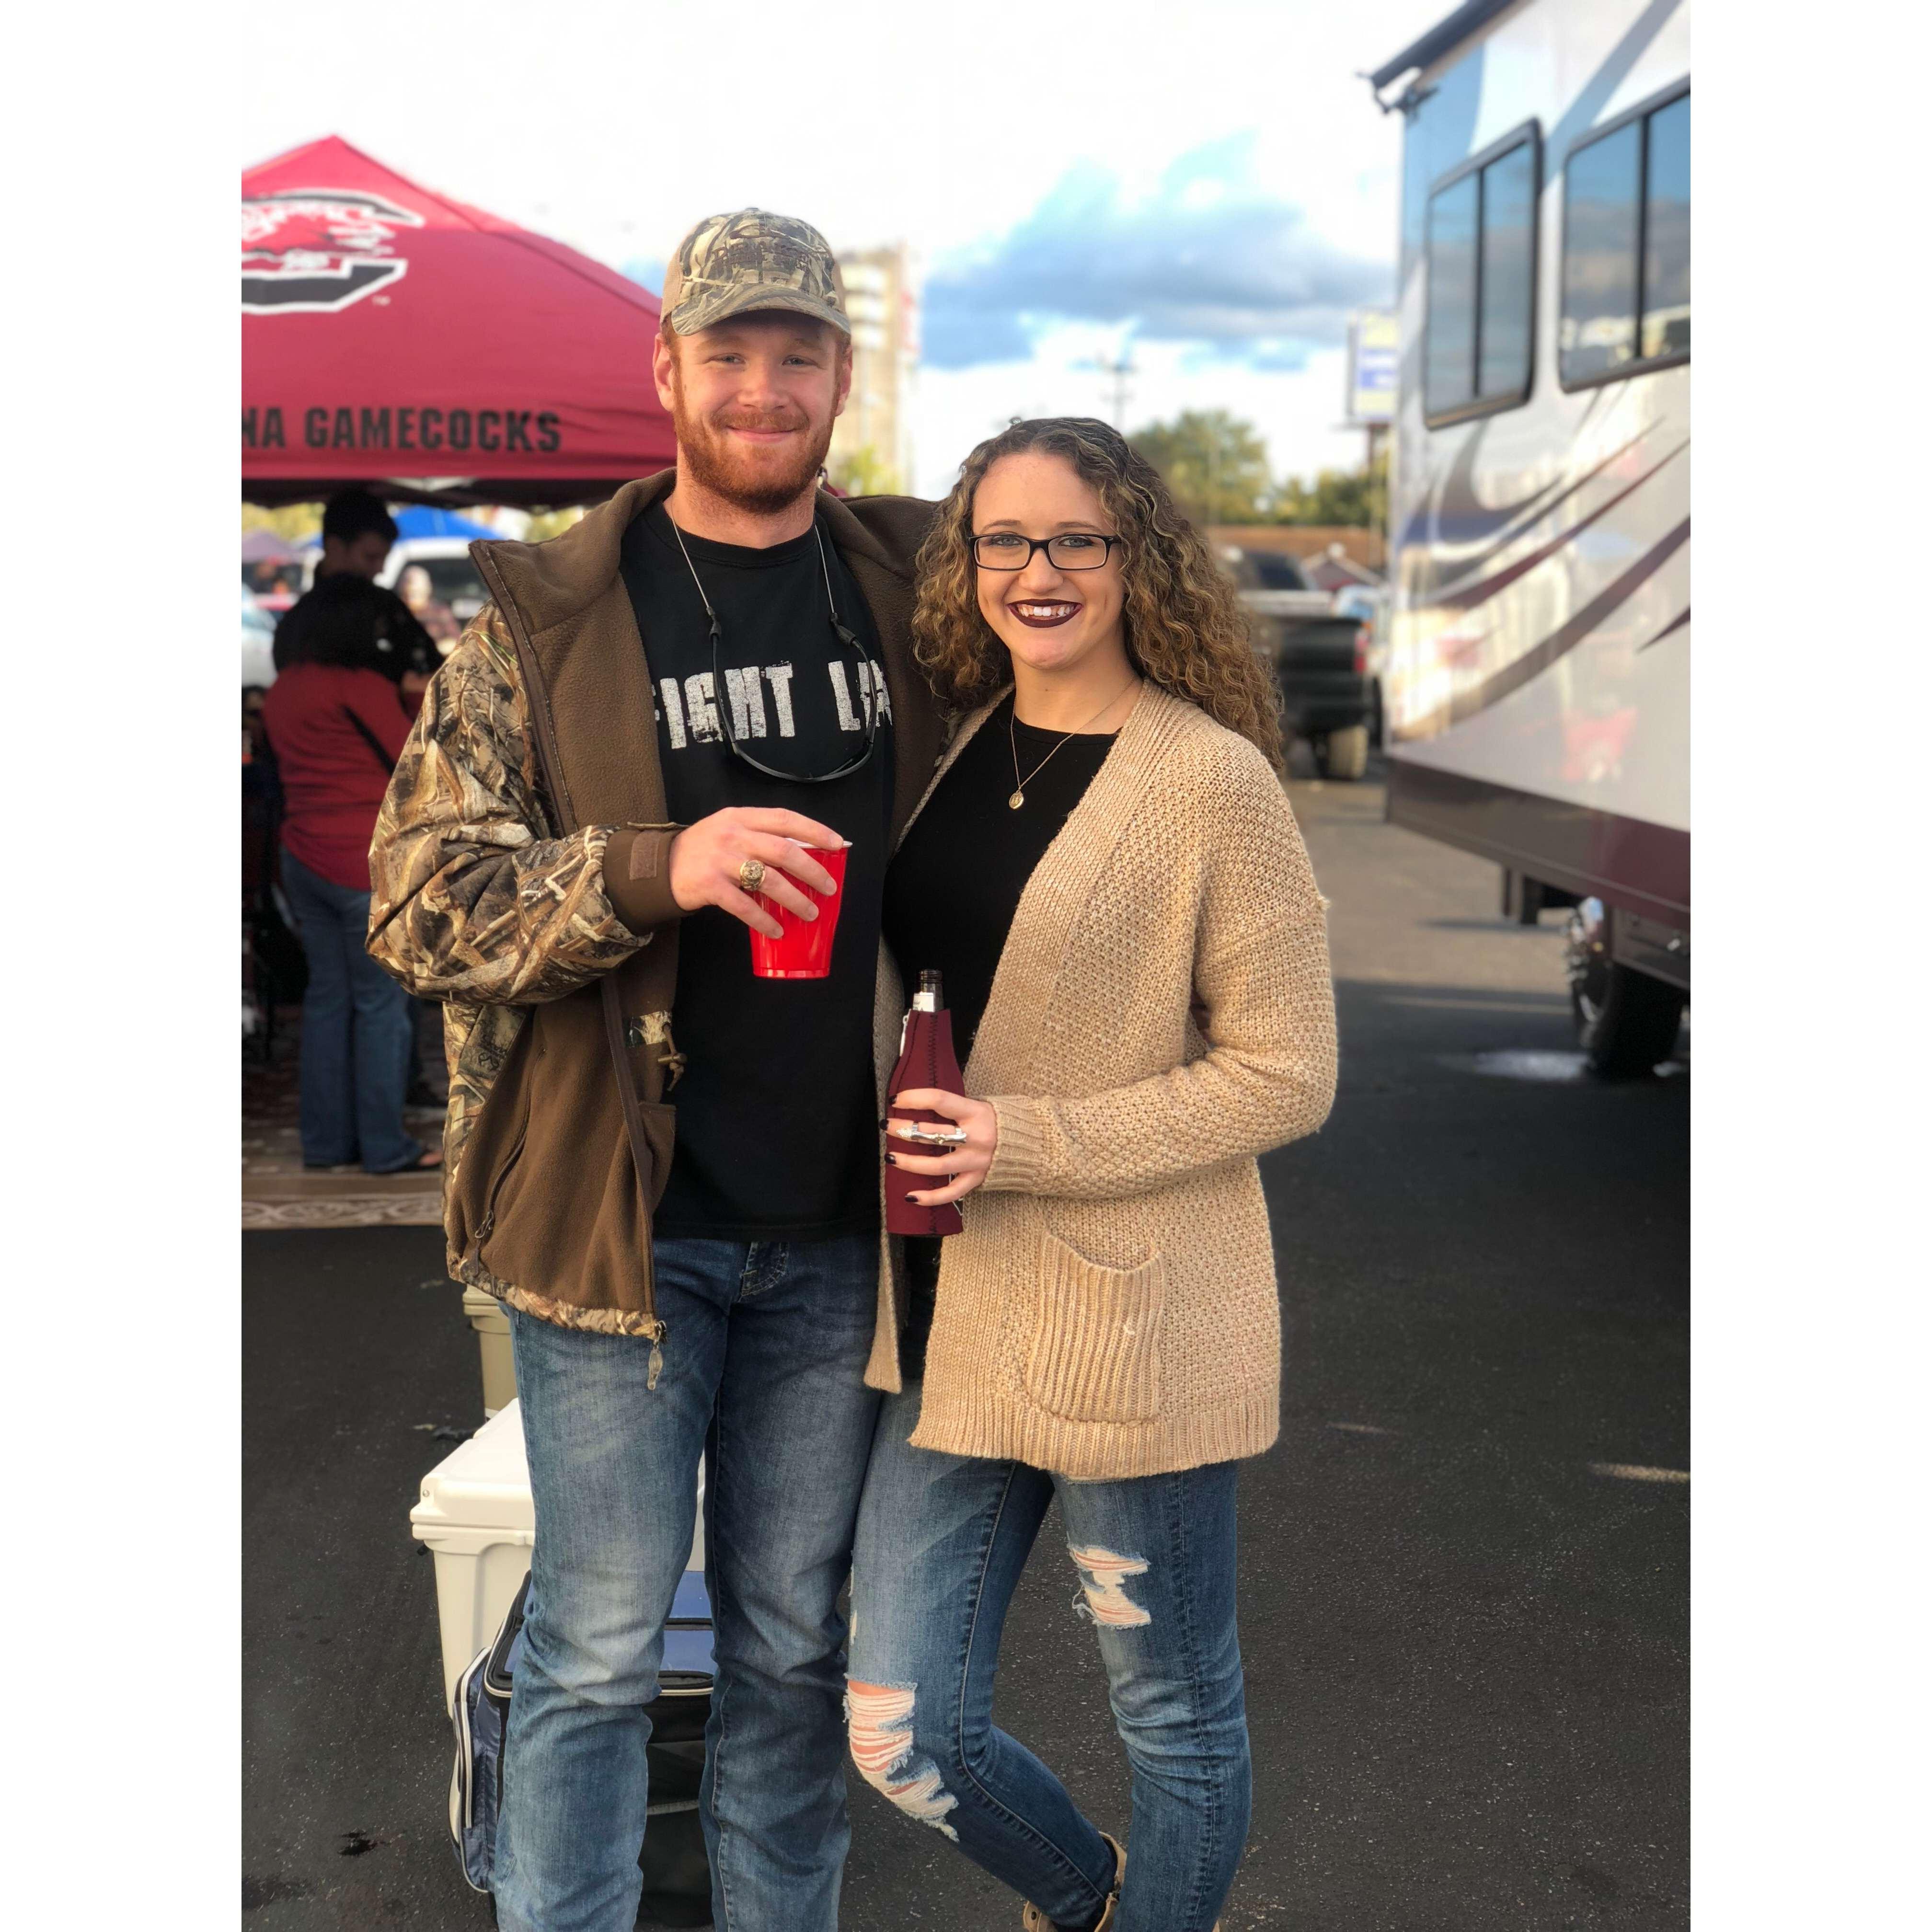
[748,843,849,979]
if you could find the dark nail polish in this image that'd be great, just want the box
[904,1193,918,1203]
[885,1154,897,1165]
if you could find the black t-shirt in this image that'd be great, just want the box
[882,691,1118,1373]
[883,692,1118,1066]
[620,503,895,1240]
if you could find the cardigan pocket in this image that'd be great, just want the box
[1024,1232,1166,1424]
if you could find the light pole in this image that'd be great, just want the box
[1082,350,1138,430]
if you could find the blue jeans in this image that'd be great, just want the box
[849,1389,1251,1932]
[279,848,422,1172]
[496,1234,882,1932]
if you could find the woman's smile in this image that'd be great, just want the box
[1007,598,1082,628]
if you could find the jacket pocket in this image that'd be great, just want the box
[449,1024,536,1261]
[472,1102,531,1261]
[1024,1232,1166,1424]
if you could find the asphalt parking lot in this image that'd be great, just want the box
[243,757,1688,1930]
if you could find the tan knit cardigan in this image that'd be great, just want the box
[863,683,1337,1479]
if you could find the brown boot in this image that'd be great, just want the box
[1020,1831,1127,1931]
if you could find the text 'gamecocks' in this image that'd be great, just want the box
[242,406,564,454]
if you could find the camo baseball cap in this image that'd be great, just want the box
[661,207,851,338]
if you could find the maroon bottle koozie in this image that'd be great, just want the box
[885,970,966,1237]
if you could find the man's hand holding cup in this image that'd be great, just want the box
[667,806,846,942]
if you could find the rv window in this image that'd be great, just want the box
[1424,126,1538,426]
[1478,142,1537,399]
[1425,174,1479,416]
[1561,88,1690,385]
[1561,124,1642,380]
[1642,95,1690,361]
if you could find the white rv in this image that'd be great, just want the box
[1368,0,1689,1074]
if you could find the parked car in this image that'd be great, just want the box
[1333,584,1391,746]
[377,540,491,627]
[1222,548,1376,780]
[242,586,278,689]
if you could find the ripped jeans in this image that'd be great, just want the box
[847,1386,1249,1932]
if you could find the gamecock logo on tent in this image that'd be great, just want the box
[242,189,425,314]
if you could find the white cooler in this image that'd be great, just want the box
[460,1285,517,1416]
[411,1399,707,1706]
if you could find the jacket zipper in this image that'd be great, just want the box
[468,1118,528,1255]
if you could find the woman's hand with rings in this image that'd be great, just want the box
[667,807,846,939]
[886,1091,999,1207]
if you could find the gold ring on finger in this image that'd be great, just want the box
[737,857,766,894]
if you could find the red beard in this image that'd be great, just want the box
[670,381,835,516]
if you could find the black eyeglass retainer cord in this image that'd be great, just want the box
[667,510,882,786]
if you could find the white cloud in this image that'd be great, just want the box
[920,135,1389,370]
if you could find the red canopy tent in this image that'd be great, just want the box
[242,137,676,508]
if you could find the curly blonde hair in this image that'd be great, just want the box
[910,417,1283,773]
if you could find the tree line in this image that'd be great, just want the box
[1128,410,1387,530]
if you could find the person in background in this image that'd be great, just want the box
[252,557,305,603]
[275,489,436,701]
[848,418,1337,1932]
[274,490,445,1106]
[315,485,399,581]
[396,562,462,653]
[261,575,443,1174]
[242,685,270,766]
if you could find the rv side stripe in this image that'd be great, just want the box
[1636,607,1690,653]
[1455,516,1689,724]
[1408,425,1654,595]
[1431,442,1687,615]
[1402,516,1690,740]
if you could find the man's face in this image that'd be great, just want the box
[322,531,392,580]
[653,314,851,515]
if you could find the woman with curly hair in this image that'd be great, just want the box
[846,418,1337,1931]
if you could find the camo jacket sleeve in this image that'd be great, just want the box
[366,604,663,1005]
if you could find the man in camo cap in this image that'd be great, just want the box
[369,207,941,1930]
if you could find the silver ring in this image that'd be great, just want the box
[736,857,766,894]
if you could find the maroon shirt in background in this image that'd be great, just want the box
[261,663,416,891]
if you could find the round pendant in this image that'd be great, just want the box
[1008,791,1025,809]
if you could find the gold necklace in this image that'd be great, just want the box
[1008,679,1139,809]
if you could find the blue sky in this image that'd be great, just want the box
[239,0,1450,496]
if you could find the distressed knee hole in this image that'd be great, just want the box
[1068,1544,1153,1627]
[844,1679,960,1839]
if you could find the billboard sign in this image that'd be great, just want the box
[1346,309,1398,425]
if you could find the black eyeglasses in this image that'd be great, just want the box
[970,532,1124,572]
